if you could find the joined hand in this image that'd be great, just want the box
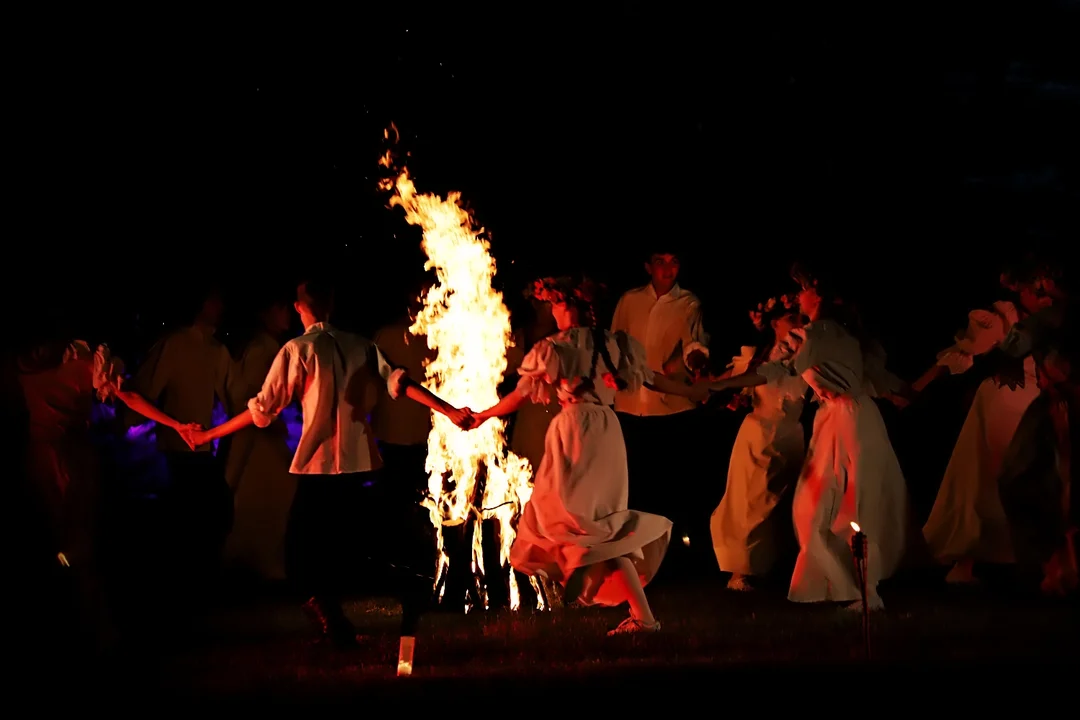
[176,423,205,451]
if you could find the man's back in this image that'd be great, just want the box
[253,322,404,475]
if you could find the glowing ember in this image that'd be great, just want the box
[380,128,543,612]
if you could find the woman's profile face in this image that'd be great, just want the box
[771,311,802,341]
[797,285,821,318]
[550,301,575,330]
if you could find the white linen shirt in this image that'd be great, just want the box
[610,283,710,416]
[248,322,406,475]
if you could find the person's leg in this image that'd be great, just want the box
[605,557,661,635]
[287,475,358,646]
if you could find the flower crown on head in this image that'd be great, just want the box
[526,276,605,305]
[1000,268,1060,297]
[749,294,797,330]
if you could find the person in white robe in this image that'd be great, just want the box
[706,264,909,610]
[710,295,807,590]
[221,297,297,582]
[913,267,1054,584]
[468,275,709,635]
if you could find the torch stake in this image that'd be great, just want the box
[850,527,871,661]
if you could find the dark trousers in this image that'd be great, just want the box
[618,408,718,580]
[286,471,431,635]
[161,452,232,610]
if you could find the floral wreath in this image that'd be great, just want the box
[525,276,605,306]
[749,294,797,330]
[1000,268,1061,298]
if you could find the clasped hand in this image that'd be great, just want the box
[175,423,206,451]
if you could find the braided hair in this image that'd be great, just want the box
[526,275,628,391]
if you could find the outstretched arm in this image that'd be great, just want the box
[473,391,530,425]
[197,409,255,444]
[647,371,710,402]
[114,388,200,433]
[401,377,472,427]
[707,371,768,393]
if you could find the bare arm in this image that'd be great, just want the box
[474,391,530,424]
[647,371,710,402]
[401,377,466,420]
[707,371,768,392]
[910,365,947,394]
[199,409,256,443]
[114,388,193,431]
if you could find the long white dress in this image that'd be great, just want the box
[758,321,909,603]
[509,327,673,607]
[222,331,297,581]
[711,343,807,576]
[922,300,1039,566]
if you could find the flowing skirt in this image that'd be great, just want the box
[711,414,804,576]
[788,395,909,603]
[510,402,672,606]
[923,376,1039,564]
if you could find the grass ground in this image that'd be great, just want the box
[52,573,1074,704]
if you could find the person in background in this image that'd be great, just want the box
[130,284,234,623]
[186,279,472,648]
[610,246,711,570]
[371,283,438,575]
[222,292,297,583]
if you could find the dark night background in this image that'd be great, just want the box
[14,3,1079,385]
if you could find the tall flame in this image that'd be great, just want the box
[380,138,543,612]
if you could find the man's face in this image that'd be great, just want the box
[645,253,679,291]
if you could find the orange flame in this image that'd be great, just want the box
[381,137,543,612]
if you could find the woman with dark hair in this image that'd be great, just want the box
[706,263,909,609]
[709,294,807,591]
[466,275,709,634]
[914,260,1054,584]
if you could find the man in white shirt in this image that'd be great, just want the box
[611,248,711,572]
[189,279,471,647]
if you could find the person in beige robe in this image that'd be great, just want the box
[222,297,296,582]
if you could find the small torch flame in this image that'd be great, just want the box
[850,522,861,533]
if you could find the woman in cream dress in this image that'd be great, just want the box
[505,296,559,479]
[222,299,297,581]
[708,266,909,609]
[914,268,1052,584]
[711,295,807,590]
[469,276,708,634]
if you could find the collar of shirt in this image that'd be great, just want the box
[304,321,333,334]
[645,282,687,302]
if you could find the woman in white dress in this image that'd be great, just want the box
[913,266,1053,584]
[222,297,297,582]
[468,275,708,634]
[706,265,909,609]
[710,294,807,591]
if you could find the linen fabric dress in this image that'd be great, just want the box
[922,300,1039,566]
[509,327,673,606]
[222,330,297,581]
[711,342,807,576]
[758,320,909,603]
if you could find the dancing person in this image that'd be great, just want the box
[130,284,235,616]
[371,284,438,574]
[185,279,472,647]
[466,275,709,635]
[706,264,909,610]
[915,263,1053,584]
[221,293,297,582]
[505,291,560,478]
[994,268,1077,595]
[710,294,807,591]
[610,246,711,567]
[15,333,199,654]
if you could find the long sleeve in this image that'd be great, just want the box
[936,301,1016,374]
[610,295,628,334]
[248,345,300,428]
[372,344,407,399]
[681,300,710,365]
[132,335,171,402]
